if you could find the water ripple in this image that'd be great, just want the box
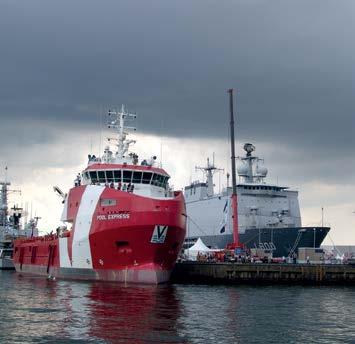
[1,271,355,343]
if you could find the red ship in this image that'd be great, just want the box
[13,106,186,284]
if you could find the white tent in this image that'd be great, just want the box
[184,238,213,260]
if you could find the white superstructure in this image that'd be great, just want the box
[70,105,173,201]
[185,143,301,241]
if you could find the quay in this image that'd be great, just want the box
[171,261,355,285]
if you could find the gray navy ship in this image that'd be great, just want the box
[0,175,39,269]
[184,143,330,257]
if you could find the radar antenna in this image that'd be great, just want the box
[244,143,255,156]
[195,154,224,196]
[237,143,267,183]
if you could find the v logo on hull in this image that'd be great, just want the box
[151,225,168,244]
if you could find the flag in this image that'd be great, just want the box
[219,199,230,233]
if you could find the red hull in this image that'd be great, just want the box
[13,186,186,284]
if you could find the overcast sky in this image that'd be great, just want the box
[0,0,354,244]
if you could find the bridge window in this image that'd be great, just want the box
[158,175,165,188]
[163,176,169,188]
[142,172,152,184]
[114,170,121,182]
[151,173,168,188]
[123,170,132,183]
[152,173,160,186]
[87,170,168,188]
[132,171,142,183]
[98,171,106,183]
[90,171,98,183]
[106,170,114,182]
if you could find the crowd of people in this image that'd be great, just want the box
[179,249,291,264]
[104,181,135,192]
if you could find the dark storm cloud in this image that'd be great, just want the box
[0,0,354,154]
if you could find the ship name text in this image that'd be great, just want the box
[96,213,130,221]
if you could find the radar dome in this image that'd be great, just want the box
[256,165,268,178]
[237,163,249,177]
[243,143,255,156]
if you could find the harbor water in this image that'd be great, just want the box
[1,271,355,343]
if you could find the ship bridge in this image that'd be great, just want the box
[82,164,169,189]
[74,105,172,199]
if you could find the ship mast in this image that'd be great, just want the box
[0,182,10,228]
[0,167,21,231]
[107,105,137,162]
[228,89,240,248]
[195,155,223,197]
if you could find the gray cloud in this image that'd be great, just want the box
[2,0,355,243]
[0,0,354,171]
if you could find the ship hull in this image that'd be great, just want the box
[13,186,186,284]
[185,226,330,257]
[14,264,172,284]
[14,224,185,284]
[0,243,15,270]
[0,257,14,270]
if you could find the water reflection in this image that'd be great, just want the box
[0,272,186,343]
[86,283,185,343]
[1,272,355,343]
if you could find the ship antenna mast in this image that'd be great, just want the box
[108,105,137,160]
[0,166,21,229]
[195,154,223,197]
